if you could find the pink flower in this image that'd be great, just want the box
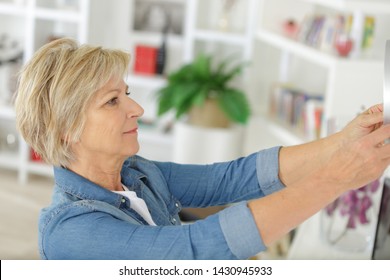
[325,179,379,229]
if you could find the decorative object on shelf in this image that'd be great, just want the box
[156,7,171,76]
[133,45,158,75]
[0,132,18,153]
[282,19,299,39]
[156,35,167,75]
[133,0,184,35]
[217,0,238,32]
[321,180,380,252]
[157,54,250,128]
[335,34,354,57]
[30,148,43,162]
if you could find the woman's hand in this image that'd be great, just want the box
[279,104,387,190]
[340,104,383,142]
[324,119,390,192]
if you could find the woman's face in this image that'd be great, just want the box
[74,76,144,161]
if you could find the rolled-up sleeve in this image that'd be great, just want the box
[218,146,286,259]
[256,146,286,196]
[219,201,265,259]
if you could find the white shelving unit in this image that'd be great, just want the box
[2,0,390,183]
[0,0,89,184]
[184,0,259,62]
[246,0,389,152]
[123,0,190,162]
[249,0,390,259]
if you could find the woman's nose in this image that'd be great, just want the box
[126,98,144,119]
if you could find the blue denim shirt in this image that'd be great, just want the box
[38,146,285,260]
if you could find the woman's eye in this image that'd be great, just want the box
[107,97,118,105]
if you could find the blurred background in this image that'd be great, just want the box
[1,0,390,260]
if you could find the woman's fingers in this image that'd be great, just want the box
[366,124,390,147]
[358,111,383,128]
[366,104,383,114]
[365,104,384,131]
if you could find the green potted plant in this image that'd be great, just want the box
[156,54,250,128]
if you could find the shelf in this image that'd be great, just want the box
[256,29,382,68]
[0,0,89,184]
[300,0,390,14]
[131,31,184,47]
[127,74,167,90]
[0,105,15,120]
[193,29,248,46]
[34,7,82,22]
[0,2,26,16]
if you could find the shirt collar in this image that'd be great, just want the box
[53,157,147,205]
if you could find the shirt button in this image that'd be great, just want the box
[175,203,179,208]
[121,198,126,203]
[172,218,177,223]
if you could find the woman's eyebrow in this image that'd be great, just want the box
[100,88,121,96]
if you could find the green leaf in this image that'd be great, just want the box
[172,83,200,107]
[218,89,251,124]
[192,87,208,106]
[193,54,211,80]
[157,87,174,116]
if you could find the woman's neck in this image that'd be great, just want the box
[67,156,125,191]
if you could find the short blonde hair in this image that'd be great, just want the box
[15,38,130,167]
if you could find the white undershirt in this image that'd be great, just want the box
[114,185,156,226]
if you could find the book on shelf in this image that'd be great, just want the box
[293,13,376,57]
[296,14,345,51]
[269,83,323,140]
[361,16,375,57]
[133,45,158,75]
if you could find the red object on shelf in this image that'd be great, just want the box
[335,36,354,57]
[30,148,43,162]
[133,45,158,75]
[283,19,299,38]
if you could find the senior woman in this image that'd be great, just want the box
[15,38,390,260]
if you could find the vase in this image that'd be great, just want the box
[217,0,237,32]
[320,180,380,252]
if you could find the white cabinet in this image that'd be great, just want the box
[245,0,389,153]
[0,0,89,183]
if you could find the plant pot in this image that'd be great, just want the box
[173,122,244,164]
[188,98,230,128]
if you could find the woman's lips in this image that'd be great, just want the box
[124,127,138,134]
